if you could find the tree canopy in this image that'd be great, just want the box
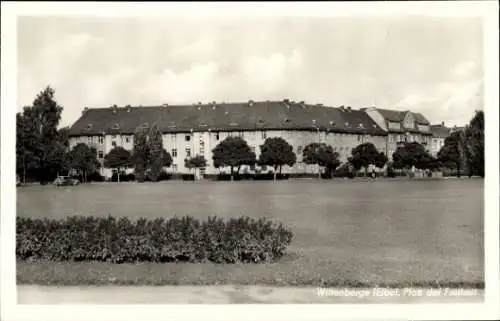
[392,142,436,174]
[15,86,67,183]
[302,142,340,178]
[104,147,131,171]
[464,110,484,177]
[349,142,385,174]
[212,136,256,181]
[258,137,297,180]
[68,143,100,182]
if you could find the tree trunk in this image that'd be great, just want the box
[318,165,321,180]
[84,170,87,183]
[230,167,234,182]
[117,169,120,183]
[457,161,461,178]
[274,165,277,181]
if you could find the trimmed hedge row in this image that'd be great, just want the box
[16,215,293,264]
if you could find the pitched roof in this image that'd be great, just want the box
[377,109,406,122]
[430,124,451,138]
[68,101,387,137]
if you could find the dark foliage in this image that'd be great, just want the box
[16,215,293,264]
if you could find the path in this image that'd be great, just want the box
[18,285,484,304]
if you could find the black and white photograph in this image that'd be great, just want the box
[1,1,499,321]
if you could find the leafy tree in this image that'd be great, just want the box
[392,142,434,177]
[185,155,207,180]
[68,143,100,183]
[437,130,466,177]
[16,87,64,184]
[212,136,256,181]
[147,124,163,182]
[132,127,149,182]
[348,142,382,176]
[104,147,131,183]
[374,152,388,170]
[258,137,297,180]
[303,143,340,179]
[464,110,484,177]
[162,148,173,168]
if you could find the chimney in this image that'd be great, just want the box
[283,98,289,103]
[299,101,305,104]
[347,106,352,111]
[82,107,89,115]
[441,121,444,126]
[248,99,254,107]
[126,105,132,112]
[112,104,118,114]
[162,103,168,107]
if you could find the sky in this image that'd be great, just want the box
[17,16,483,128]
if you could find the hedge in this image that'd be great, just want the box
[16,215,293,264]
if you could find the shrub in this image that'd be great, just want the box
[16,215,293,264]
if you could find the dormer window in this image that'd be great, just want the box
[86,123,93,131]
[140,123,149,128]
[112,123,120,130]
[229,122,238,126]
[329,120,335,126]
[345,122,350,127]
[283,118,291,124]
[358,123,364,129]
[199,122,208,127]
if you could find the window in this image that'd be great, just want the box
[215,132,220,140]
[172,164,178,172]
[98,151,104,159]
[172,149,177,157]
[112,141,117,147]
[261,131,267,139]
[112,135,116,139]
[125,137,130,143]
[186,148,191,157]
[185,135,191,142]
[88,137,92,143]
[98,136,104,144]
[251,146,256,154]
[357,135,361,142]
[297,146,302,154]
[171,134,177,143]
[200,168,205,175]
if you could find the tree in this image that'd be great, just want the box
[437,131,461,176]
[212,136,256,181]
[185,155,207,180]
[258,137,297,180]
[348,142,382,176]
[374,152,388,170]
[16,87,64,184]
[132,127,149,182]
[162,148,173,168]
[464,110,484,177]
[303,143,340,179]
[392,142,434,177]
[147,124,163,182]
[104,147,131,183]
[68,143,100,183]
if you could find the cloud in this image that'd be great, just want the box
[17,17,483,128]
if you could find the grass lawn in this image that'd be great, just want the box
[17,178,484,287]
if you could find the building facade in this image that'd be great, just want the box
[362,107,433,160]
[68,101,431,178]
[430,122,451,157]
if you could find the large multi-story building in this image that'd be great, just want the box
[68,100,433,178]
[362,107,433,159]
[430,122,451,157]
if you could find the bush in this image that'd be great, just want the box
[16,216,293,264]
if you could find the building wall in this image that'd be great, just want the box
[431,137,445,157]
[69,129,389,178]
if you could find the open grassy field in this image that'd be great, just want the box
[16,178,484,287]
